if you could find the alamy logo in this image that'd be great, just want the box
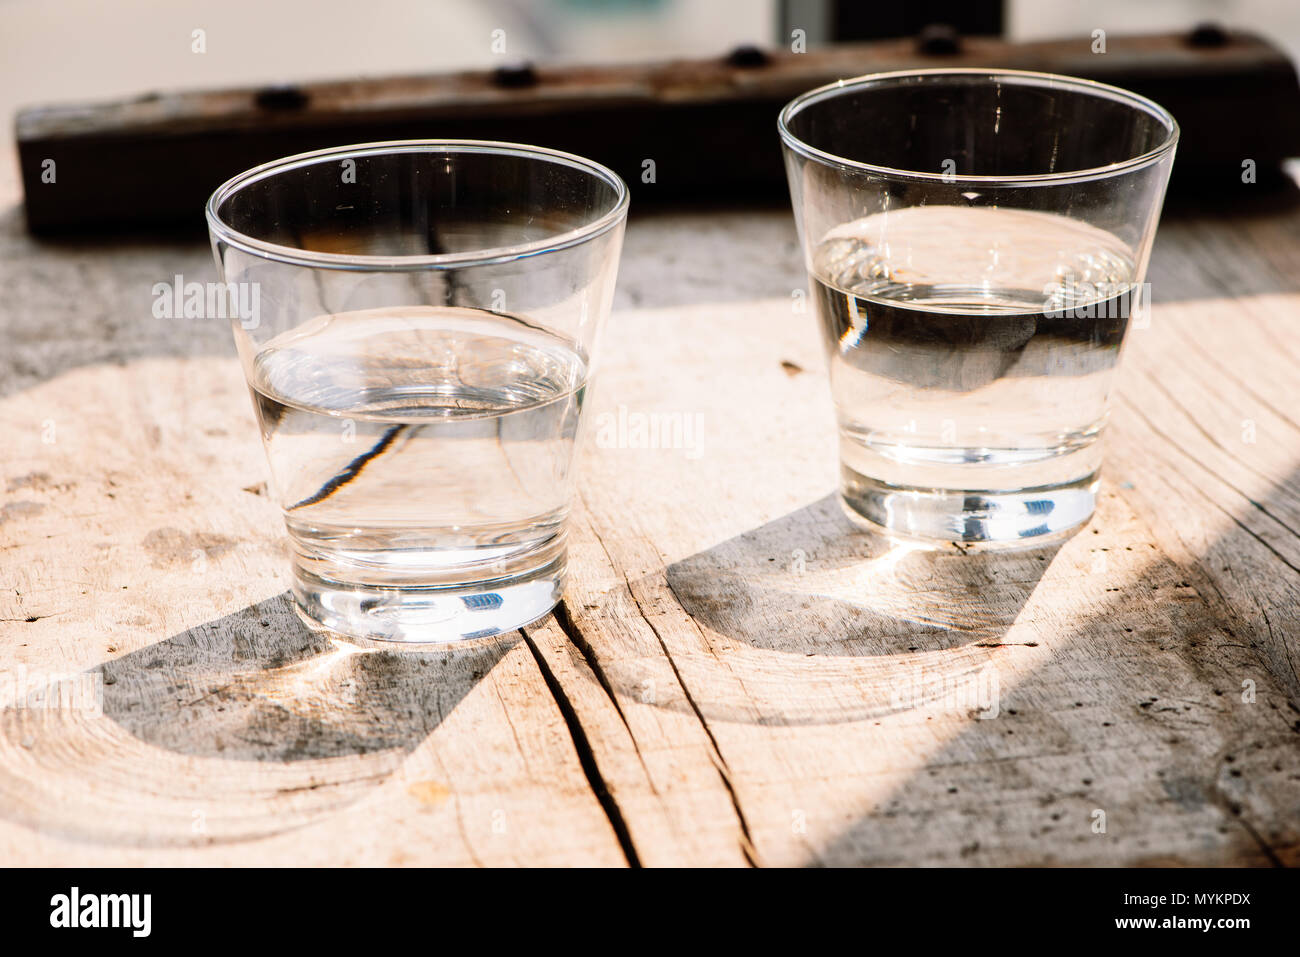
[49,887,151,937]
[1041,280,1151,323]
[0,666,101,714]
[152,274,260,329]
[890,665,1000,718]
[594,404,704,459]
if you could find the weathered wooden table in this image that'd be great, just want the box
[1,176,1297,866]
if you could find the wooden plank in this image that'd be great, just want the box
[0,353,627,865]
[1111,296,1300,690]
[546,272,1300,865]
[523,608,753,866]
[1,178,1298,865]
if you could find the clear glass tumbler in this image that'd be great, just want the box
[779,70,1177,544]
[207,141,628,641]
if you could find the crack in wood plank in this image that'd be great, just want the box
[520,627,642,867]
[551,598,658,795]
[626,583,761,867]
[574,502,761,866]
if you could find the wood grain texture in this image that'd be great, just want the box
[0,184,1298,865]
[547,267,1300,866]
[0,354,626,865]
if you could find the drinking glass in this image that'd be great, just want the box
[779,69,1177,544]
[206,140,628,641]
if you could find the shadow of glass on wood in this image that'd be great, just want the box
[809,469,1300,866]
[788,192,1300,862]
[0,592,515,847]
[667,494,1059,654]
[578,494,1061,727]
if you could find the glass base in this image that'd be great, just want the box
[291,556,564,643]
[841,467,1098,545]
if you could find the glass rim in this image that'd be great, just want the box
[205,139,630,271]
[778,68,1180,187]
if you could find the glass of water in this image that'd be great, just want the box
[779,70,1177,544]
[207,141,627,642]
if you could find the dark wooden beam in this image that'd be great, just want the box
[16,30,1300,232]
